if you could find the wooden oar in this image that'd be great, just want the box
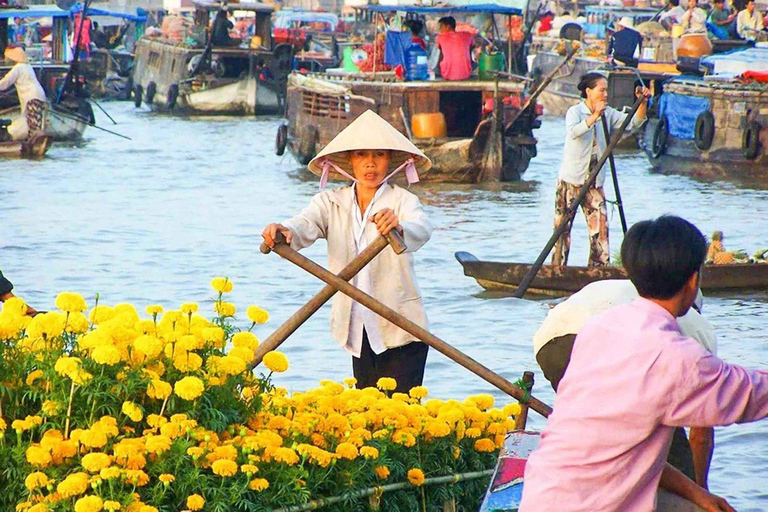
[263,237,552,418]
[248,230,406,369]
[601,114,628,234]
[46,107,132,141]
[512,95,645,299]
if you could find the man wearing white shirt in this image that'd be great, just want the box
[737,0,765,40]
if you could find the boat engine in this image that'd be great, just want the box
[0,119,12,142]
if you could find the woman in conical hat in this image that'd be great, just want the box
[0,46,47,141]
[262,110,433,393]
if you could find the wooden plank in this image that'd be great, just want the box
[408,90,439,114]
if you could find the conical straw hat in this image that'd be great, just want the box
[307,109,432,179]
[4,47,28,64]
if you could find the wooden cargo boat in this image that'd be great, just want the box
[132,0,290,115]
[0,4,91,141]
[455,251,768,296]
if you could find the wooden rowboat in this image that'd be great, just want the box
[0,135,52,159]
[455,252,768,297]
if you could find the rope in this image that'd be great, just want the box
[514,377,532,404]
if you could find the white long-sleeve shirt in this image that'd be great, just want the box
[737,9,764,39]
[0,63,46,111]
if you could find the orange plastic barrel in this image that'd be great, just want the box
[411,113,447,138]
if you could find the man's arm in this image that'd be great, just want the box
[660,463,734,511]
[689,426,714,489]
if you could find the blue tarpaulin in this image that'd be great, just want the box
[0,5,70,19]
[361,4,522,16]
[660,92,710,140]
[70,3,148,23]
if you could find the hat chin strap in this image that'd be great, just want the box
[320,158,419,189]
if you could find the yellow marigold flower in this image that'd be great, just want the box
[407,468,425,486]
[99,467,121,480]
[121,402,143,423]
[81,453,112,473]
[3,296,27,316]
[180,303,198,315]
[174,376,205,401]
[217,355,245,376]
[409,386,428,399]
[425,420,451,438]
[133,335,163,358]
[202,327,225,348]
[232,332,259,351]
[465,427,482,439]
[72,369,93,386]
[57,472,90,497]
[88,305,115,325]
[56,292,88,313]
[103,501,121,511]
[240,464,259,476]
[145,435,172,455]
[453,446,461,459]
[54,356,81,378]
[211,459,238,477]
[249,478,269,491]
[27,312,66,340]
[246,305,269,324]
[343,377,357,388]
[186,494,205,511]
[91,345,122,366]
[138,506,158,512]
[147,380,172,400]
[12,419,30,432]
[502,402,522,417]
[469,394,495,411]
[26,446,52,468]
[187,446,205,460]
[360,446,379,459]
[145,305,163,316]
[173,352,203,373]
[211,277,234,293]
[263,351,289,373]
[374,465,390,480]
[123,469,150,486]
[66,312,90,334]
[376,377,397,391]
[335,442,358,460]
[214,301,236,318]
[474,438,496,453]
[74,495,103,512]
[24,471,50,491]
[159,473,175,485]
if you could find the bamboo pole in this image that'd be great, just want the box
[512,95,645,298]
[249,231,405,369]
[601,114,628,234]
[264,240,552,418]
[515,371,534,429]
[270,469,494,512]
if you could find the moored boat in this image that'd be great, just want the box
[455,251,768,296]
[131,0,290,115]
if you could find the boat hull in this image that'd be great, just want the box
[0,135,52,159]
[455,252,768,297]
[1,102,88,142]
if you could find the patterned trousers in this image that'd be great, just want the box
[551,178,610,267]
[26,99,45,137]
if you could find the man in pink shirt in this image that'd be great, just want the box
[520,215,768,511]
[435,16,473,80]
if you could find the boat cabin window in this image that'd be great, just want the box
[440,91,482,138]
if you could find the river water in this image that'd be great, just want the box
[2,102,767,509]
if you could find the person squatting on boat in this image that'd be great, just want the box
[551,72,649,267]
[520,215,768,512]
[533,280,717,491]
[0,47,46,142]
[261,110,432,394]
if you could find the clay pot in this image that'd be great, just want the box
[676,33,713,58]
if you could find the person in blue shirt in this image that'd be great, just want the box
[608,17,643,67]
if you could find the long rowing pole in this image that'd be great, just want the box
[601,114,628,234]
[259,235,553,418]
[512,95,645,298]
[47,106,132,140]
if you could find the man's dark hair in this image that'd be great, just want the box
[405,19,424,36]
[621,216,707,300]
[669,0,680,6]
[438,16,456,29]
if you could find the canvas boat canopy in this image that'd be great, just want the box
[192,0,274,13]
[359,3,522,16]
[0,5,70,19]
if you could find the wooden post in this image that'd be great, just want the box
[264,239,552,418]
[515,371,534,430]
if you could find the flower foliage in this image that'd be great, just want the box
[0,282,520,512]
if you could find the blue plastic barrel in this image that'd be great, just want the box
[405,43,429,81]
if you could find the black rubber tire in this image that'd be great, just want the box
[275,123,288,156]
[133,84,143,108]
[694,111,715,151]
[652,117,668,159]
[298,126,318,165]
[743,121,761,160]
[166,84,179,110]
[145,81,157,106]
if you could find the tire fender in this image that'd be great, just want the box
[743,120,761,160]
[275,123,288,156]
[145,81,157,106]
[652,116,668,159]
[134,84,143,108]
[694,111,715,151]
[166,83,179,110]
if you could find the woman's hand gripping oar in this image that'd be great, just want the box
[512,94,647,299]
[248,230,406,370]
[259,235,552,418]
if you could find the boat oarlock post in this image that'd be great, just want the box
[602,114,628,234]
[258,233,553,419]
[513,95,646,299]
[249,230,406,368]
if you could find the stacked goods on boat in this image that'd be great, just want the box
[0,283,521,511]
[279,72,542,182]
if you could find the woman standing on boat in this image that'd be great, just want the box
[0,47,46,141]
[551,72,649,267]
[261,110,433,393]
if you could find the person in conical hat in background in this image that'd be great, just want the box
[262,110,433,393]
[0,46,46,142]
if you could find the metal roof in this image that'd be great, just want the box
[192,0,274,13]
[359,3,522,16]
